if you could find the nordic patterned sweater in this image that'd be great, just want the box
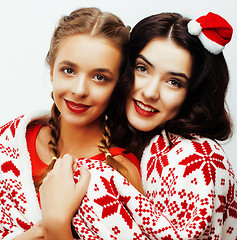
[0,113,237,239]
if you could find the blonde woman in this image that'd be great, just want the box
[0,7,144,240]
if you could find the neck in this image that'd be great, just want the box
[57,117,104,159]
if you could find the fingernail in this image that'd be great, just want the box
[64,154,72,159]
[82,162,88,170]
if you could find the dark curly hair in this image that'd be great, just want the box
[110,12,232,159]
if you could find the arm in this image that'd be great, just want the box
[39,154,91,240]
[0,116,43,240]
[136,136,237,239]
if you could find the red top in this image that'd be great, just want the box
[26,124,141,203]
[26,124,48,182]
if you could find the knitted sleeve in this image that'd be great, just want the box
[0,116,41,240]
[139,134,237,239]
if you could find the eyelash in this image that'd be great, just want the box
[92,74,109,82]
[61,68,109,83]
[62,67,75,76]
[168,79,182,88]
[135,64,148,74]
[136,67,184,88]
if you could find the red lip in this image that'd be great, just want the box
[133,100,158,117]
[65,100,90,113]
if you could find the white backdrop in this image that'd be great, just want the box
[0,0,236,173]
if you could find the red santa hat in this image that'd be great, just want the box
[187,12,233,55]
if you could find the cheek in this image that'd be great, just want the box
[163,92,186,113]
[130,76,143,98]
[52,85,64,99]
[125,99,133,115]
[53,78,73,97]
[94,86,116,105]
[134,75,144,90]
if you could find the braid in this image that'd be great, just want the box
[48,103,61,158]
[98,122,112,155]
[99,119,128,178]
[34,103,61,192]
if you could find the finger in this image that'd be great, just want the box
[40,170,52,187]
[51,154,72,173]
[75,165,91,199]
[51,156,63,172]
[73,161,77,172]
[63,153,73,162]
[62,154,74,174]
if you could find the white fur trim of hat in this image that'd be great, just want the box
[187,12,233,55]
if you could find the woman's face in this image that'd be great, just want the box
[51,34,121,128]
[126,38,192,132]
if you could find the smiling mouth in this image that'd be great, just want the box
[133,99,158,117]
[134,100,157,112]
[65,100,91,113]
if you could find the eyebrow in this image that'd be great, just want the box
[93,68,113,76]
[169,72,189,81]
[137,54,154,67]
[137,54,189,81]
[58,61,114,76]
[58,61,77,68]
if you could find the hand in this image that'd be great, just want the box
[14,220,44,239]
[39,154,91,237]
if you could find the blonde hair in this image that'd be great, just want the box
[35,8,130,191]
[46,7,130,69]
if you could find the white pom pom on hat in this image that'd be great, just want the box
[187,12,233,55]
[188,20,202,35]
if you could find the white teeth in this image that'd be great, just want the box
[72,104,79,108]
[70,103,79,108]
[136,101,156,112]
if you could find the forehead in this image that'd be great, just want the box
[54,34,122,71]
[139,38,192,77]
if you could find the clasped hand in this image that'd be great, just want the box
[39,154,91,239]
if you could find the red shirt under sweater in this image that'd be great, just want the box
[26,124,141,203]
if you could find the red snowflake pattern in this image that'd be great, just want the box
[94,176,133,229]
[161,235,173,240]
[216,181,237,222]
[1,161,20,177]
[147,136,169,180]
[0,116,23,138]
[179,141,226,185]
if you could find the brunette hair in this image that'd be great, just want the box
[35,7,130,191]
[115,12,232,158]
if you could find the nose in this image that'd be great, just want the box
[71,74,88,98]
[142,76,160,101]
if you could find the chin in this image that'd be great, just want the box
[129,119,156,132]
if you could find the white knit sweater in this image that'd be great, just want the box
[1,113,236,239]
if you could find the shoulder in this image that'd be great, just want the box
[141,131,231,179]
[0,111,50,139]
[0,115,28,154]
[0,115,25,139]
[143,131,227,160]
[141,131,236,195]
[0,112,51,160]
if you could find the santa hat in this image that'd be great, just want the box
[187,12,233,55]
